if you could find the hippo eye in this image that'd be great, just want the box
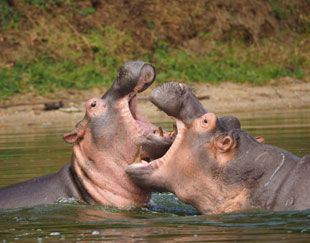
[91,101,96,108]
[203,118,208,124]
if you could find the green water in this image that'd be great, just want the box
[0,109,310,242]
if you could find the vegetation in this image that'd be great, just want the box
[0,0,309,100]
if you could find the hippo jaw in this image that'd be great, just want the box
[125,118,188,192]
[150,82,207,126]
[126,93,175,160]
[108,62,175,161]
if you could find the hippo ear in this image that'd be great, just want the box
[63,130,79,144]
[255,136,265,144]
[215,136,234,153]
[63,120,86,144]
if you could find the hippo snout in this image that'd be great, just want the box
[150,82,207,126]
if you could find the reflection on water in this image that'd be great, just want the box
[0,109,309,241]
[233,109,310,157]
[1,203,310,242]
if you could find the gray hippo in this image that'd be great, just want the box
[126,82,310,215]
[0,61,174,209]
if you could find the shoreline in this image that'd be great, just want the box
[0,78,309,129]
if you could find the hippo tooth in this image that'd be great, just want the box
[173,124,177,135]
[135,146,142,163]
[169,124,177,136]
[158,127,164,137]
[153,127,164,137]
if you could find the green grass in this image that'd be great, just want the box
[143,40,303,84]
[271,0,297,19]
[0,0,307,101]
[0,60,117,100]
[0,0,74,29]
[0,39,304,100]
[79,7,96,16]
[0,1,22,29]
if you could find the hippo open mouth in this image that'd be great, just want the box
[100,62,176,162]
[123,81,175,162]
[126,82,241,192]
[128,94,173,144]
[146,82,207,162]
[125,82,208,190]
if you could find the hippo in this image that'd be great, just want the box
[0,61,174,209]
[126,82,310,215]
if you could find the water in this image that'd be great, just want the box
[0,109,310,242]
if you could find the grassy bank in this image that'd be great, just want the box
[0,0,309,100]
[0,35,306,100]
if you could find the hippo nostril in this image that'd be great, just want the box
[91,101,96,108]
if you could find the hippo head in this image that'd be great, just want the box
[63,61,174,208]
[126,82,258,214]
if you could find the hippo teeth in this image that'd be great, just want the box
[153,126,164,137]
[158,127,164,137]
[134,146,142,163]
[153,124,178,138]
[169,124,178,136]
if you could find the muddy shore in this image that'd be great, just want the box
[0,78,309,129]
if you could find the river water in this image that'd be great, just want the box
[0,108,309,242]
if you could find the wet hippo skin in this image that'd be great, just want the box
[0,61,174,209]
[126,82,310,215]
